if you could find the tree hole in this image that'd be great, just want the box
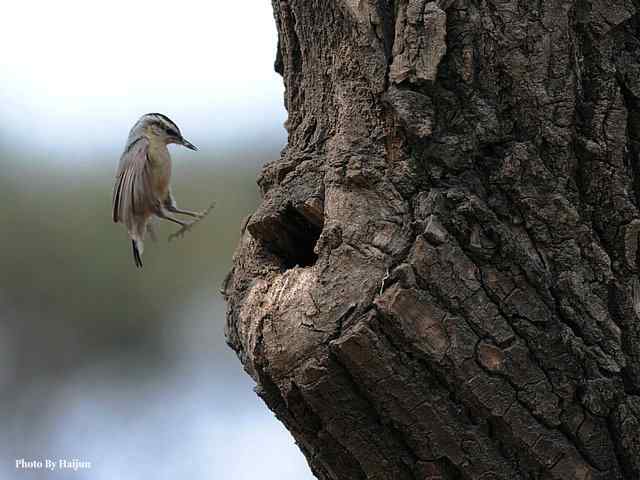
[249,203,323,269]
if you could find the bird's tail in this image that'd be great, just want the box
[132,239,143,268]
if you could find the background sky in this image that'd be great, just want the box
[0,0,286,163]
[0,1,315,479]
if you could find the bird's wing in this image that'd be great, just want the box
[112,137,156,227]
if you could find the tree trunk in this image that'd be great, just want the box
[224,1,640,478]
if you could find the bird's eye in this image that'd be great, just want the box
[166,129,178,137]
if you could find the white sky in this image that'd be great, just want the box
[0,0,287,160]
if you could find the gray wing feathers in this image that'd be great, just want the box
[112,138,156,234]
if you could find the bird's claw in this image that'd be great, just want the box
[199,201,216,218]
[167,201,215,242]
[168,222,194,242]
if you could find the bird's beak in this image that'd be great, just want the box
[179,138,198,151]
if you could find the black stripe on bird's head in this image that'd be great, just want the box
[145,113,182,138]
[137,113,198,151]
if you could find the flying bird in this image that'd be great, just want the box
[112,113,213,268]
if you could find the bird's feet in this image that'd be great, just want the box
[167,201,215,242]
[197,201,216,218]
[168,221,194,242]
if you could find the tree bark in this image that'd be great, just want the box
[224,1,640,478]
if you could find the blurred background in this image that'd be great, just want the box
[0,1,314,478]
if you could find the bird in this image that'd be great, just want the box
[112,113,210,268]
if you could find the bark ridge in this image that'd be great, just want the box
[225,1,640,478]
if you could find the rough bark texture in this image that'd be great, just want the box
[224,1,640,478]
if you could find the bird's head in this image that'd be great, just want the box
[131,113,198,150]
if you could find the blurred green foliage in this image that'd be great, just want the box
[0,145,317,480]
[0,150,262,378]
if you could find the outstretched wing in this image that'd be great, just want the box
[112,137,156,229]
